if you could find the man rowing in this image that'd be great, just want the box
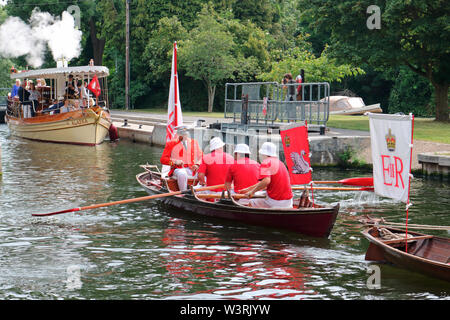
[241,142,293,208]
[198,137,234,192]
[160,126,202,191]
[224,144,261,204]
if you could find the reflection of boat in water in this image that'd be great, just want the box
[5,65,112,146]
[137,167,340,238]
[363,226,450,282]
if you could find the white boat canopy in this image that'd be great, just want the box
[11,66,110,80]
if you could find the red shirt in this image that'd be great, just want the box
[198,150,234,191]
[160,138,202,169]
[225,157,260,192]
[260,157,293,200]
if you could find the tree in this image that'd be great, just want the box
[299,0,450,121]
[259,46,364,84]
[179,5,239,112]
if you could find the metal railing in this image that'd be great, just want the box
[224,82,330,126]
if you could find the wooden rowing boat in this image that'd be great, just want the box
[362,226,450,282]
[136,166,340,238]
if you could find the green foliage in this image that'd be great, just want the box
[298,0,450,121]
[259,46,364,83]
[178,4,239,112]
[388,67,434,116]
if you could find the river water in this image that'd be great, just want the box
[0,124,449,300]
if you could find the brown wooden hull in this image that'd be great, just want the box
[137,171,339,238]
[363,227,450,282]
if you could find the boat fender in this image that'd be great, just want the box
[109,124,119,141]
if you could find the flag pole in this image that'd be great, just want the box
[405,114,415,253]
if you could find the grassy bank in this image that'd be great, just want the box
[327,115,450,144]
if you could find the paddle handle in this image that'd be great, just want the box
[312,177,374,186]
[292,186,374,191]
[33,184,225,217]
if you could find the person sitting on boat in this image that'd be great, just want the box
[60,99,74,113]
[225,143,260,191]
[10,79,20,98]
[18,80,34,118]
[224,144,261,204]
[46,98,64,114]
[241,142,293,208]
[197,137,234,193]
[160,126,203,191]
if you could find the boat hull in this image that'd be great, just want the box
[363,227,450,282]
[5,108,111,146]
[137,171,339,238]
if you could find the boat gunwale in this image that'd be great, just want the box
[136,171,339,216]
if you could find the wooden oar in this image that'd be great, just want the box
[32,184,225,217]
[196,193,265,200]
[312,177,374,187]
[292,186,374,191]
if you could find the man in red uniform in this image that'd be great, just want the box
[225,144,261,205]
[225,144,260,193]
[241,142,293,208]
[198,137,234,192]
[160,126,202,191]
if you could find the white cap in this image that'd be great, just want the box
[209,137,225,151]
[234,144,251,154]
[259,142,278,157]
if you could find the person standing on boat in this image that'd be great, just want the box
[241,142,293,208]
[160,126,203,191]
[197,137,234,192]
[18,80,34,118]
[225,144,261,204]
[10,79,20,98]
[29,82,40,113]
[65,75,77,98]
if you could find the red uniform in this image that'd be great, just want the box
[260,157,293,200]
[225,157,260,192]
[160,138,202,176]
[198,150,234,191]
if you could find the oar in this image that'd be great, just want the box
[32,184,225,217]
[292,186,374,191]
[312,177,373,187]
[196,193,266,200]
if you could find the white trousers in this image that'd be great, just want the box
[249,196,293,209]
[172,167,196,191]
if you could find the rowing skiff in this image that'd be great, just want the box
[136,166,340,238]
[363,226,450,282]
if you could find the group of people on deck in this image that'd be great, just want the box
[160,126,293,209]
[9,75,93,118]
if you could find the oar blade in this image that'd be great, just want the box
[339,177,374,186]
[32,207,81,217]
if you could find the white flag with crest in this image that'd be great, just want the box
[369,113,414,203]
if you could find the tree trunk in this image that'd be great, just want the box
[89,18,106,66]
[433,83,449,122]
[207,84,216,113]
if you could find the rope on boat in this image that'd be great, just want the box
[360,215,450,231]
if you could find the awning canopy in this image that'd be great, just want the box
[11,66,110,80]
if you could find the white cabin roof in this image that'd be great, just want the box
[11,66,110,80]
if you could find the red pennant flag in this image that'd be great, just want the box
[87,75,101,97]
[280,124,312,185]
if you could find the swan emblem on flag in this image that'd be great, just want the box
[291,150,310,174]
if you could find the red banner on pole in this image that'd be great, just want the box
[87,75,101,97]
[280,124,312,185]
